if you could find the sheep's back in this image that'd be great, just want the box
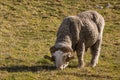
[77,11,103,48]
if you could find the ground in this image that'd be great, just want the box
[0,0,120,80]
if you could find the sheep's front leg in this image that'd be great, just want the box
[76,42,85,68]
[90,39,102,67]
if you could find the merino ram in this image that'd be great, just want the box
[44,10,105,70]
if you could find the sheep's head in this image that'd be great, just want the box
[44,46,74,70]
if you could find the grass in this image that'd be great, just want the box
[0,0,120,80]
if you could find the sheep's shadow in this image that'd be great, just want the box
[0,65,77,72]
[0,65,56,72]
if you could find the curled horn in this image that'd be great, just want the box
[66,55,74,62]
[61,46,73,53]
[50,46,57,54]
[44,55,55,61]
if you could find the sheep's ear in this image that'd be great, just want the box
[44,55,55,61]
[50,46,56,53]
[61,46,73,53]
[66,55,74,62]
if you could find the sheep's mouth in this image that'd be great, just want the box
[56,62,69,70]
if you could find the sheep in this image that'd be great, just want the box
[44,10,105,70]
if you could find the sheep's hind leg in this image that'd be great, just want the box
[90,39,102,67]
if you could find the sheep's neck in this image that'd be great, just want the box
[55,35,72,48]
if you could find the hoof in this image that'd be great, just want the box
[88,63,97,68]
[77,64,85,68]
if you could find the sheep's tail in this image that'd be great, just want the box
[91,11,105,35]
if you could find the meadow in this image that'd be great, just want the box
[0,0,120,80]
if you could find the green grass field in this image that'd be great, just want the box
[0,0,120,80]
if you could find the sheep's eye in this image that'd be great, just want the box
[63,56,67,60]
[52,56,55,61]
